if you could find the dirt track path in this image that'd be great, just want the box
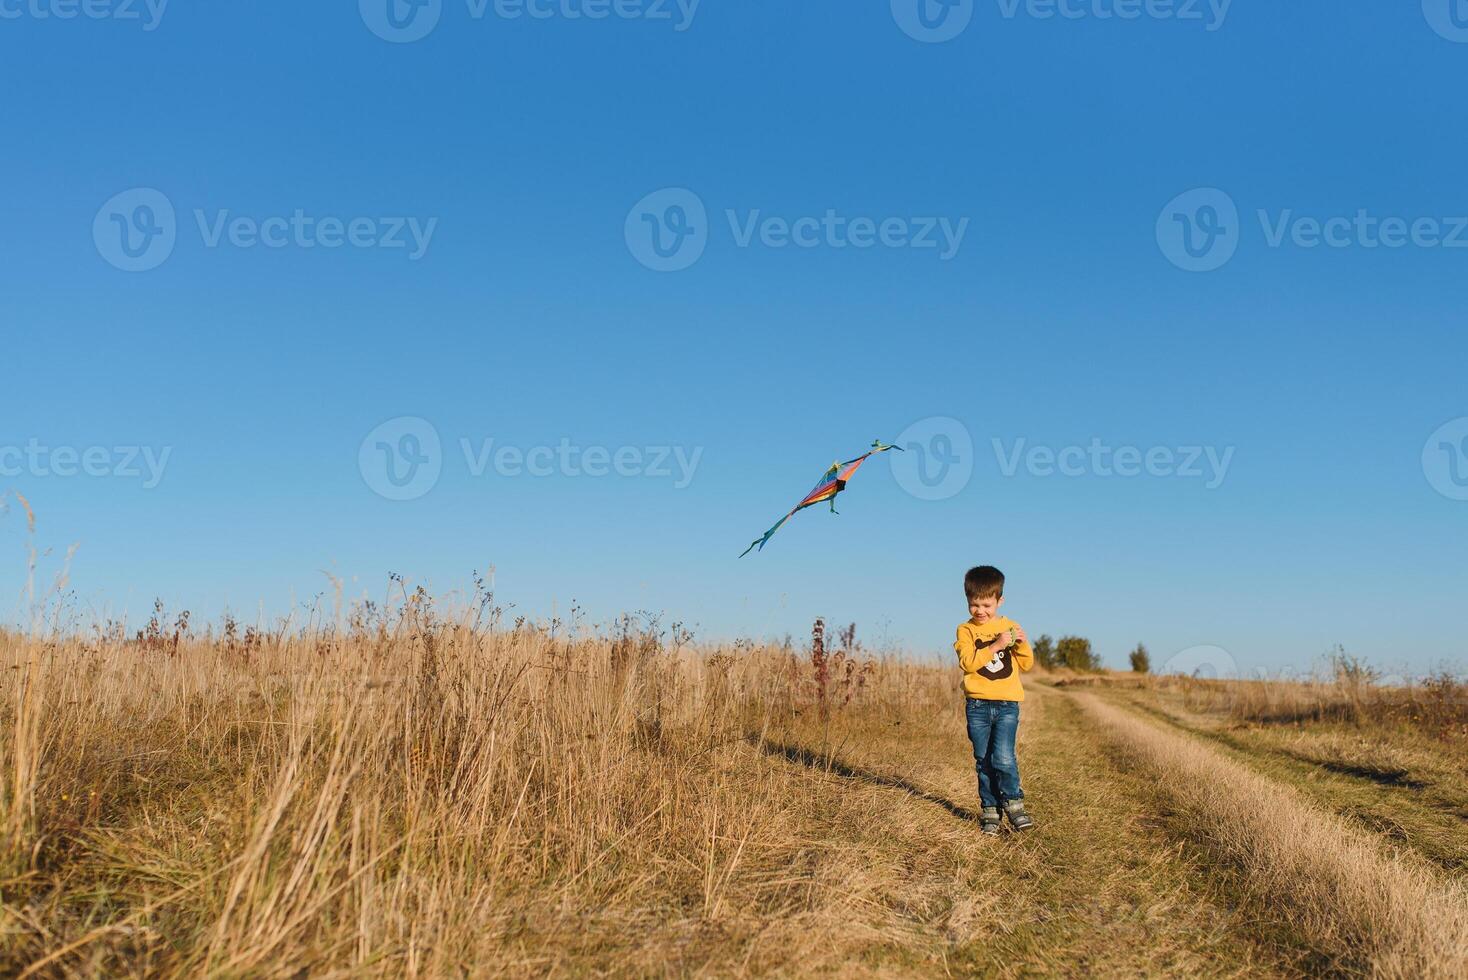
[766,684,1310,977]
[1093,686,1468,874]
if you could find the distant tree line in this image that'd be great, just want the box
[1027,636,1152,674]
[1030,634,1103,672]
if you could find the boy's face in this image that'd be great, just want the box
[968,593,1004,623]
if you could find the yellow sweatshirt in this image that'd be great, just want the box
[954,617,1034,702]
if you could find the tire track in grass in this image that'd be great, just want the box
[951,686,1308,978]
[770,686,1308,977]
[1072,691,1468,979]
[1096,687,1468,873]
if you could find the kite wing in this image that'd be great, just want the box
[739,440,903,557]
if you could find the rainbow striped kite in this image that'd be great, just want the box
[740,440,903,557]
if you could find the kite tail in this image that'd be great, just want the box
[739,512,794,558]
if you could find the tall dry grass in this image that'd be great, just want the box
[0,600,953,976]
[1075,692,1468,979]
[6,582,1465,977]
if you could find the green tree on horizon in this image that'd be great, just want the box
[1057,635,1101,672]
[1130,643,1151,673]
[1032,634,1057,670]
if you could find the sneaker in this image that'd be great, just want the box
[980,807,1001,836]
[1004,800,1034,831]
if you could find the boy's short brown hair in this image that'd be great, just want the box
[964,565,1005,601]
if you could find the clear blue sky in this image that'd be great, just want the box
[3,2,1466,677]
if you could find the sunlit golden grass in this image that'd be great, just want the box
[3,601,1466,977]
[1051,665,1468,737]
[0,605,961,976]
[1073,691,1468,979]
[1080,675,1468,877]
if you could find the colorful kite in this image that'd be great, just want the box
[740,440,904,557]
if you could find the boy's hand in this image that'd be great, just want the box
[1013,625,1028,646]
[993,630,1014,650]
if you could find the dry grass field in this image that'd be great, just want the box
[2,594,1466,977]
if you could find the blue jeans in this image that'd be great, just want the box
[965,698,1022,808]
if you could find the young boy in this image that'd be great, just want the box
[954,565,1035,835]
